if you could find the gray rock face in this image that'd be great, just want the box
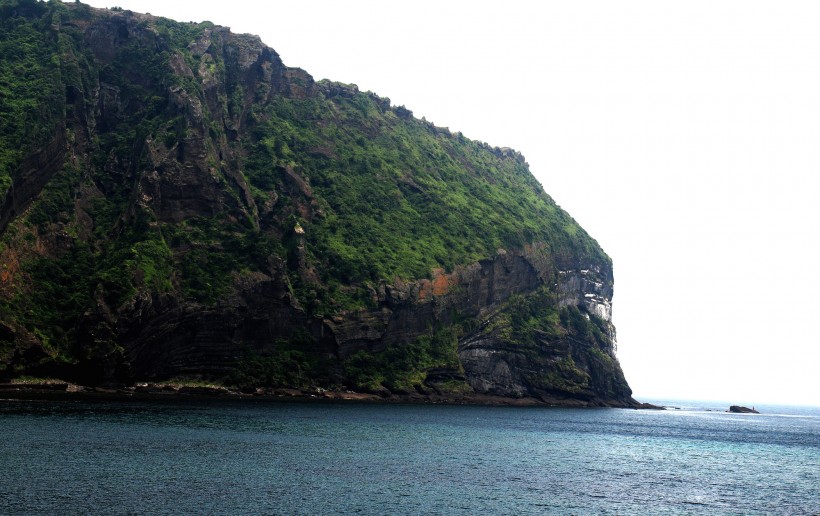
[329,249,543,356]
[558,267,616,349]
[105,243,634,406]
[115,247,545,378]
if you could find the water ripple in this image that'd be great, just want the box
[0,400,818,514]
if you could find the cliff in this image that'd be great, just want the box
[0,0,639,406]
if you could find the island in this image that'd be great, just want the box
[1,1,646,408]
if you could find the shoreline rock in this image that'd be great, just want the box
[0,382,663,409]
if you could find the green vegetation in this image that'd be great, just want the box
[507,289,565,342]
[247,91,607,290]
[559,305,611,349]
[27,162,84,228]
[525,355,591,394]
[0,0,64,198]
[342,326,462,393]
[167,218,285,304]
[229,334,331,389]
[17,244,95,356]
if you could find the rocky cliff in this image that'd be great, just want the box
[0,0,639,406]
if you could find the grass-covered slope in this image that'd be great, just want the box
[0,1,633,405]
[248,85,608,314]
[250,90,605,280]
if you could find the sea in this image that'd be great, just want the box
[0,397,817,515]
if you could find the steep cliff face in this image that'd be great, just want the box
[0,1,638,406]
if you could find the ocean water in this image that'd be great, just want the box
[0,398,818,515]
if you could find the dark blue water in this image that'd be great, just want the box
[1,398,818,515]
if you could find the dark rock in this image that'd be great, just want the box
[729,405,759,414]
[177,385,232,396]
[0,130,67,236]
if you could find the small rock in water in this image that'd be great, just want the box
[728,405,759,414]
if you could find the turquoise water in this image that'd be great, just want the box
[1,398,818,514]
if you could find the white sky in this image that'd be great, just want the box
[78,0,820,407]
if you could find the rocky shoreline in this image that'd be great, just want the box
[0,382,662,409]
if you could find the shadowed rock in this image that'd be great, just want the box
[729,405,759,414]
